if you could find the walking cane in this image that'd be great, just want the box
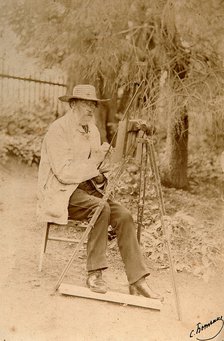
[55,152,133,291]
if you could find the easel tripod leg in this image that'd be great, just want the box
[137,142,148,243]
[147,141,182,321]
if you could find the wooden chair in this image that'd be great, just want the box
[38,221,116,272]
[38,221,86,272]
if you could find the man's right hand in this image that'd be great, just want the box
[91,150,107,165]
[91,143,110,165]
[100,142,110,153]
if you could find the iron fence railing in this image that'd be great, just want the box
[0,58,67,114]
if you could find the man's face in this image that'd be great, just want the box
[71,99,97,125]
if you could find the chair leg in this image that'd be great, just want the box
[38,223,50,272]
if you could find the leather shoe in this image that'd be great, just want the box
[129,277,164,301]
[86,270,107,294]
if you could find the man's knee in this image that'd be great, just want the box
[101,201,111,216]
[90,197,110,212]
[117,206,133,223]
[92,199,110,216]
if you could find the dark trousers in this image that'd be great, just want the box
[68,182,149,284]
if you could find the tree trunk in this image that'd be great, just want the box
[161,108,189,189]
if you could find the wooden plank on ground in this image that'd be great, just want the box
[59,283,162,311]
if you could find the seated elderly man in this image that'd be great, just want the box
[37,84,162,300]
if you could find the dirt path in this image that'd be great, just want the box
[0,160,223,341]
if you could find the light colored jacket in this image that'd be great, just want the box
[37,110,101,224]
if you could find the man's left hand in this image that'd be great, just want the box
[93,174,105,184]
[99,164,110,174]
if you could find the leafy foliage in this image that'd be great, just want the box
[1,0,224,188]
[113,154,224,278]
[1,0,224,132]
[0,101,59,164]
[1,1,134,94]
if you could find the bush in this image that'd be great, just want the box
[0,100,62,165]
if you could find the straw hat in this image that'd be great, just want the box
[59,84,109,102]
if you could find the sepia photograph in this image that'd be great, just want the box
[0,1,224,340]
